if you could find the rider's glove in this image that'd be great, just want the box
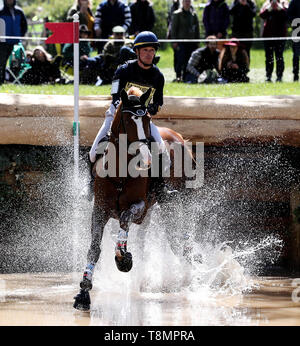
[147,103,161,116]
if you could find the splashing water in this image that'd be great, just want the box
[93,201,283,301]
[0,144,293,325]
[88,198,284,326]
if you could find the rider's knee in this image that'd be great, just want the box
[105,103,116,119]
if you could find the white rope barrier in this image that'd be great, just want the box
[1,35,299,43]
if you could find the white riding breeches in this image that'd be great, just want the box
[89,104,115,163]
[89,107,170,165]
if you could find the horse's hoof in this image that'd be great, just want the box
[115,252,133,272]
[73,289,91,311]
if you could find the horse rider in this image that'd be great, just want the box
[88,31,171,189]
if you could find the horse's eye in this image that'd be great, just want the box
[134,116,139,120]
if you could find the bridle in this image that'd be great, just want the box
[112,104,151,148]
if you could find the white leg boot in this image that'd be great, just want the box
[89,115,114,163]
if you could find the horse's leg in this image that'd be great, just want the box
[114,200,146,272]
[73,205,107,311]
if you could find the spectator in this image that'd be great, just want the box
[260,0,288,82]
[167,0,180,82]
[62,24,92,70]
[94,0,132,53]
[167,0,180,39]
[97,25,134,83]
[185,35,220,83]
[203,0,230,50]
[0,0,27,85]
[25,50,33,64]
[129,0,156,36]
[219,38,250,82]
[287,0,300,81]
[81,25,135,85]
[229,0,257,60]
[20,46,61,85]
[67,0,95,38]
[170,0,200,82]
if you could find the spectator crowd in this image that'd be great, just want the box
[0,0,299,85]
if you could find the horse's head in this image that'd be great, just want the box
[119,87,152,170]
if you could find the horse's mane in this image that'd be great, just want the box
[127,86,143,97]
[111,87,143,136]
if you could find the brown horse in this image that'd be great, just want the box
[74,87,194,311]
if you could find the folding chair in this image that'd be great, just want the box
[5,42,31,84]
[54,43,74,84]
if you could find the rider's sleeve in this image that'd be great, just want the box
[149,71,165,116]
[111,65,127,109]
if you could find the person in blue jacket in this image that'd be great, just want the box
[0,0,27,84]
[94,0,132,53]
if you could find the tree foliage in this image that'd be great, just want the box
[17,0,268,37]
[18,0,71,22]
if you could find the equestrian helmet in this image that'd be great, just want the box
[133,31,160,51]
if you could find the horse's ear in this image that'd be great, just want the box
[120,89,128,106]
[140,88,152,106]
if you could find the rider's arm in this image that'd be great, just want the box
[148,71,164,116]
[111,64,127,110]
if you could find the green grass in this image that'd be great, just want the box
[1,81,299,98]
[1,47,299,97]
[164,81,300,97]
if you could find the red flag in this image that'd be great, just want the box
[45,22,79,44]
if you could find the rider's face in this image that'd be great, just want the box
[138,47,156,67]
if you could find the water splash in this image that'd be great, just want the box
[94,201,283,299]
[1,143,294,325]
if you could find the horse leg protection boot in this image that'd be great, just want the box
[80,263,95,290]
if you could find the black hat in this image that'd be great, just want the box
[79,24,91,34]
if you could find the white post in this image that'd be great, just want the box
[73,13,80,179]
[72,13,80,273]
